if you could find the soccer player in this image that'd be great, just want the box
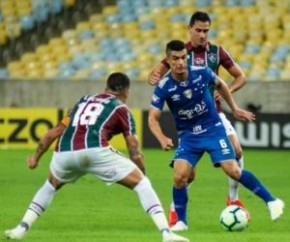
[4,72,189,242]
[148,11,249,226]
[148,40,284,231]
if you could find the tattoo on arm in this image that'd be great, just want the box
[128,145,145,174]
[36,142,48,154]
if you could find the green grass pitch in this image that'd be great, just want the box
[1,149,289,242]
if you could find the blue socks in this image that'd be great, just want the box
[238,170,275,203]
[173,187,188,224]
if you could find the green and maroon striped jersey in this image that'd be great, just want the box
[56,93,136,151]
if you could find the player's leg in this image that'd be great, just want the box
[97,147,189,242]
[168,167,195,227]
[169,159,193,232]
[170,135,202,232]
[4,151,78,240]
[220,160,284,221]
[119,168,189,242]
[226,133,248,208]
[219,113,246,208]
[4,173,64,240]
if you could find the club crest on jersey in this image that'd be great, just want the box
[183,89,192,99]
[208,53,217,63]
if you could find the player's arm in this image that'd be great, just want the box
[125,135,145,174]
[27,119,68,169]
[215,47,246,99]
[148,62,169,86]
[148,106,174,151]
[215,77,255,122]
[118,108,146,174]
[226,63,246,93]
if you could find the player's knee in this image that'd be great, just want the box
[174,173,188,188]
[235,147,243,158]
[134,176,151,191]
[187,169,195,183]
[48,175,63,190]
[227,167,241,180]
[222,161,241,180]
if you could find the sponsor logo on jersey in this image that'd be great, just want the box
[178,101,207,119]
[171,94,180,101]
[222,148,231,155]
[192,125,207,134]
[194,58,205,65]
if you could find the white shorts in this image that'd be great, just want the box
[50,146,137,185]
[219,112,237,136]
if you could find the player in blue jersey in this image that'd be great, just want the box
[149,11,249,226]
[4,72,189,242]
[148,40,284,231]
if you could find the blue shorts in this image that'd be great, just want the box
[172,126,235,167]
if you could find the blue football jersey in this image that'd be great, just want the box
[151,66,222,134]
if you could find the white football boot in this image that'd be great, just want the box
[170,221,188,232]
[267,198,285,221]
[162,230,189,242]
[4,223,28,240]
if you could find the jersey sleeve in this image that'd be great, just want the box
[219,46,236,70]
[115,106,136,137]
[203,66,217,86]
[150,85,166,110]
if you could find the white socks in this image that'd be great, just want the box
[22,180,56,228]
[228,156,244,201]
[134,177,169,232]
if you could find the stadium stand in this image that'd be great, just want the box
[0,0,289,81]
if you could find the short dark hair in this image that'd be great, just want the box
[189,11,211,26]
[106,72,130,92]
[166,40,186,56]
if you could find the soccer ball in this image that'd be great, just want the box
[220,205,248,231]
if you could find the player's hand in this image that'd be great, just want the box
[26,155,39,169]
[148,70,161,86]
[214,90,221,100]
[232,108,255,122]
[159,137,174,151]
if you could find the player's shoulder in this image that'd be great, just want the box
[208,41,229,54]
[157,76,171,89]
[77,94,93,103]
[190,65,212,73]
[185,41,193,51]
[190,65,215,79]
[207,41,222,50]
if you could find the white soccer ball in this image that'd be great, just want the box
[220,205,248,231]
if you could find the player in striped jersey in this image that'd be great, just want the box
[148,11,249,226]
[5,72,189,242]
